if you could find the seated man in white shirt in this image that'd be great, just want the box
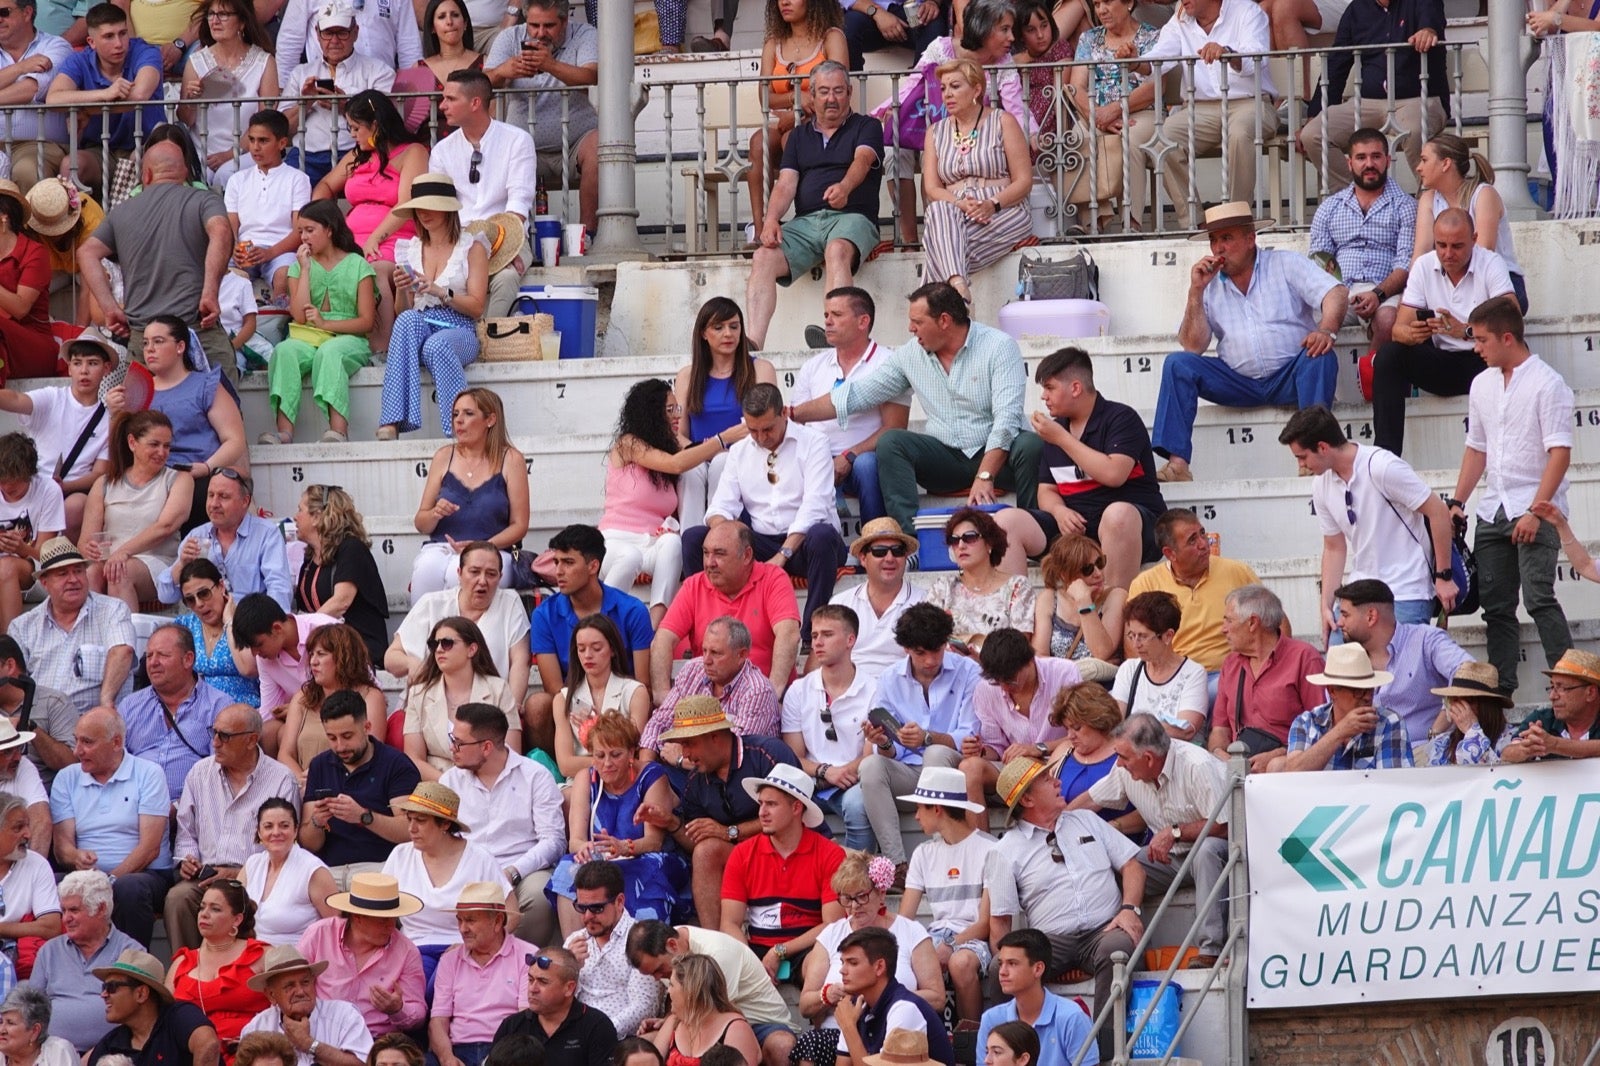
[829,520,922,690]
[782,605,873,828]
[788,288,909,527]
[681,383,847,648]
[275,0,421,80]
[282,3,397,186]
[240,945,373,1066]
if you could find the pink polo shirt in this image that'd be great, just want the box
[660,564,800,675]
[433,932,540,1043]
[298,916,427,1035]
[258,613,339,711]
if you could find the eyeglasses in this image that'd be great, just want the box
[100,981,137,995]
[1546,682,1589,694]
[866,544,908,559]
[1080,556,1106,577]
[206,9,236,18]
[766,450,779,485]
[946,530,984,546]
[468,148,482,184]
[571,897,617,915]
[838,889,876,909]
[181,585,218,607]
[1045,830,1065,864]
[447,733,488,749]
[211,727,257,742]
[525,953,554,968]
[428,636,460,652]
[1344,488,1357,527]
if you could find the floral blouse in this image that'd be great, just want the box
[1073,22,1160,108]
[1426,722,1515,766]
[926,573,1036,639]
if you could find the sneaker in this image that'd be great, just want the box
[1187,954,1221,969]
[319,429,348,443]
[375,425,399,441]
[257,431,285,445]
[803,325,827,349]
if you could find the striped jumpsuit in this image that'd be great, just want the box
[922,107,1035,286]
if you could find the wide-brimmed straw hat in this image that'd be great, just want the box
[92,949,173,1002]
[864,1029,942,1066]
[326,872,423,918]
[996,756,1047,813]
[1188,200,1275,239]
[392,781,469,831]
[37,537,86,574]
[0,181,30,227]
[1305,644,1393,690]
[657,695,735,742]
[850,517,919,560]
[392,174,462,220]
[449,881,508,913]
[741,762,825,828]
[25,178,79,236]
[1542,648,1600,687]
[466,213,526,275]
[896,765,984,814]
[1429,661,1513,706]
[245,946,330,993]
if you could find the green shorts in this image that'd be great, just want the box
[777,209,881,286]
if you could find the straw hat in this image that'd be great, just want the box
[466,213,527,276]
[1542,648,1600,687]
[58,327,124,367]
[1188,200,1274,239]
[0,181,30,227]
[392,781,469,831]
[656,695,735,742]
[741,762,825,828]
[449,881,509,913]
[245,946,330,993]
[863,1030,941,1066]
[325,871,423,918]
[0,718,36,754]
[1429,661,1513,706]
[92,949,173,1003]
[1306,644,1393,690]
[25,178,80,237]
[996,756,1047,812]
[392,174,462,221]
[37,537,86,575]
[849,517,918,560]
[896,764,984,814]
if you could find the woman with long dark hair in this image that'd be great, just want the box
[671,299,774,527]
[401,615,519,779]
[551,614,648,779]
[412,0,483,137]
[598,378,748,623]
[143,312,249,531]
[0,180,56,382]
[175,558,260,706]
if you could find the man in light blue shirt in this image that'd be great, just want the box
[978,928,1099,1066]
[156,468,292,609]
[1152,202,1348,482]
[0,0,72,189]
[845,602,979,867]
[790,281,1039,537]
[116,624,240,801]
[49,709,174,946]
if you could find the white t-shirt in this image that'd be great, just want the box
[829,581,923,688]
[396,588,531,681]
[224,163,313,247]
[19,387,108,484]
[1399,245,1513,353]
[0,849,62,921]
[1110,658,1211,732]
[219,271,260,336]
[381,840,511,947]
[781,667,873,767]
[1313,445,1435,603]
[819,914,931,996]
[0,475,65,550]
[790,343,911,456]
[905,830,997,935]
[0,757,47,808]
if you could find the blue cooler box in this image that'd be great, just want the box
[513,285,599,359]
[911,503,1005,572]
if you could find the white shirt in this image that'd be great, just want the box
[2,757,48,808]
[829,580,922,687]
[781,665,873,766]
[219,270,261,339]
[225,163,313,247]
[0,31,71,139]
[818,913,930,1009]
[19,386,107,484]
[441,749,567,878]
[0,475,65,549]
[1313,445,1435,603]
[790,343,910,456]
[1110,657,1211,731]
[1087,741,1229,854]
[0,849,62,922]
[1144,0,1275,100]
[239,1000,373,1066]
[681,927,794,1027]
[1465,355,1574,521]
[905,830,996,935]
[396,589,530,680]
[563,910,660,1041]
[1399,246,1514,353]
[430,121,537,224]
[707,420,841,538]
[984,812,1138,936]
[284,55,396,154]
[381,840,511,947]
[276,0,421,73]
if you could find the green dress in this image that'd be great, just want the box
[266,252,378,424]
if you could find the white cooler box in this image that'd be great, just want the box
[998,298,1110,341]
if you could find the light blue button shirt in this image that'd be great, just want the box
[49,753,173,871]
[155,512,292,609]
[870,651,981,765]
[1200,246,1341,379]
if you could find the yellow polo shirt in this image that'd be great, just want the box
[1128,555,1261,670]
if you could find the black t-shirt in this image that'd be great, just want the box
[90,1001,215,1066]
[1038,394,1166,518]
[295,536,390,664]
[780,111,884,224]
[494,1002,619,1066]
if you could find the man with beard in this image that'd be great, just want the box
[562,861,660,1039]
[88,949,219,1066]
[239,947,372,1066]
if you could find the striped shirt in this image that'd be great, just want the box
[1087,739,1230,852]
[1200,247,1342,380]
[834,321,1028,458]
[174,753,301,866]
[10,593,135,713]
[1309,177,1418,286]
[905,830,998,935]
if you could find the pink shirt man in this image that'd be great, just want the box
[298,916,427,1035]
[433,931,540,1044]
[258,613,339,711]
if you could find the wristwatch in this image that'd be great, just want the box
[359,809,374,826]
[780,547,795,559]
[1433,568,1454,581]
[726,824,739,842]
[1034,743,1049,757]
[976,471,993,482]
[309,1042,322,1061]
[1119,904,1142,916]
[774,944,789,961]
[1171,825,1183,842]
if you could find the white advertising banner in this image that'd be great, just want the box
[1244,762,1600,1008]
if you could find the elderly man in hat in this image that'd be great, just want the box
[1150,202,1349,483]
[829,518,922,685]
[11,536,134,715]
[298,873,426,1038]
[281,3,395,186]
[88,948,220,1066]
[239,946,373,1066]
[982,757,1144,1064]
[1281,644,1413,771]
[634,696,801,930]
[1503,650,1600,763]
[430,882,539,1066]
[720,763,845,977]
[492,946,617,1066]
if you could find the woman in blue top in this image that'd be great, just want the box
[1051,682,1143,837]
[175,558,260,707]
[671,298,776,527]
[549,711,687,935]
[145,313,248,533]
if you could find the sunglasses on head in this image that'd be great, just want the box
[571,896,618,915]
[865,544,908,558]
[525,953,554,968]
[946,530,984,546]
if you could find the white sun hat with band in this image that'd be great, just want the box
[741,762,826,828]
[896,764,984,814]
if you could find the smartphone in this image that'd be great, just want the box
[947,638,971,655]
[867,706,902,736]
[316,78,337,91]
[776,960,792,981]
[521,38,536,51]
[1415,308,1435,321]
[196,864,218,882]
[310,788,336,801]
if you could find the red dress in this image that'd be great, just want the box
[0,233,56,383]
[168,939,272,1058]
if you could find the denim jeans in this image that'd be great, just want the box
[1152,349,1339,463]
[1474,507,1570,694]
[838,450,887,524]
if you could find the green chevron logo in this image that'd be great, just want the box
[1278,805,1369,892]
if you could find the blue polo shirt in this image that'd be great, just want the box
[528,583,655,673]
[56,41,164,150]
[118,681,233,801]
[676,734,799,827]
[305,739,420,867]
[49,753,172,871]
[32,924,141,1052]
[978,991,1099,1066]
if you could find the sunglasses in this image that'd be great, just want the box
[214,467,246,483]
[0,7,17,15]
[206,9,236,17]
[945,530,984,546]
[1080,556,1106,577]
[766,450,779,485]
[821,695,837,743]
[865,544,908,559]
[469,148,482,184]
[1046,830,1065,865]
[182,585,218,608]
[428,636,461,652]
[211,727,257,742]
[100,981,138,995]
[525,953,554,968]
[1344,488,1357,527]
[571,896,618,915]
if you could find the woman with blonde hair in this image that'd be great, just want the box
[650,954,761,1066]
[1411,132,1527,311]
[292,484,390,664]
[276,624,389,782]
[1032,533,1121,663]
[409,387,529,600]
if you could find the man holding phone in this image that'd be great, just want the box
[1369,206,1517,457]
[281,2,395,185]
